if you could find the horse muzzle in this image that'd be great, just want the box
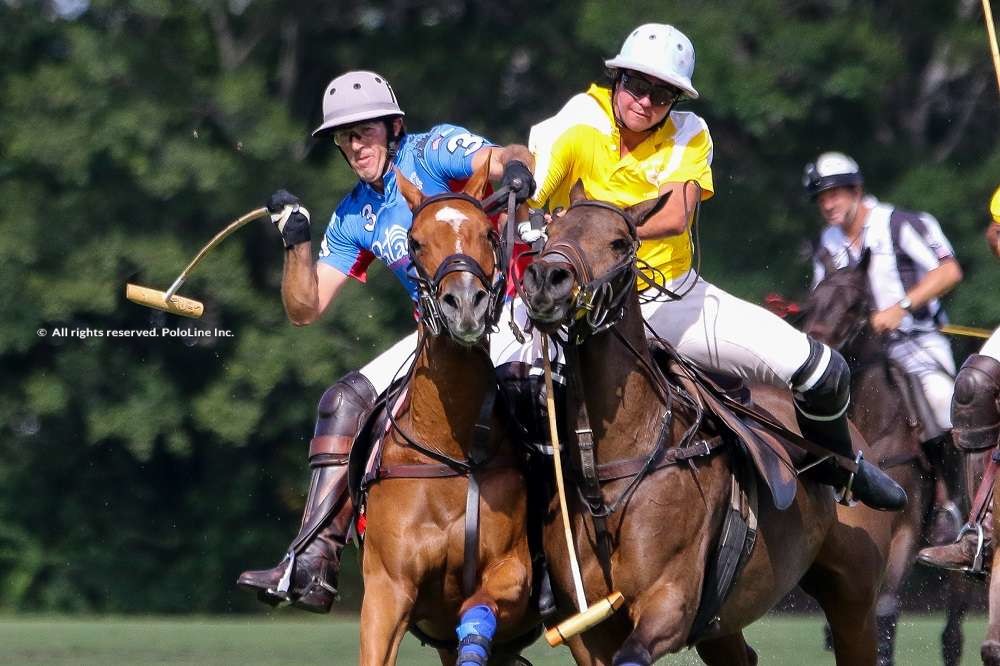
[521,260,577,330]
[437,273,491,345]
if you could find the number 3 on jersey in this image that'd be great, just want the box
[446,132,485,156]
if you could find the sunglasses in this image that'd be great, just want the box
[332,122,382,147]
[620,71,680,106]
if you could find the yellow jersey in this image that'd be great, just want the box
[528,84,714,283]
[991,186,1000,224]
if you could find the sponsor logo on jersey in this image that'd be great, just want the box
[372,224,409,264]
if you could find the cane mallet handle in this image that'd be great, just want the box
[983,0,1000,95]
[164,207,270,300]
[540,336,625,647]
[940,323,993,339]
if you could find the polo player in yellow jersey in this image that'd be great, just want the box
[527,23,905,511]
[919,185,1000,573]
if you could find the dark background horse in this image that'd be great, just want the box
[799,251,971,666]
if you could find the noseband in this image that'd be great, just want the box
[408,192,506,339]
[532,200,639,340]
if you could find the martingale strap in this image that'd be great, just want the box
[564,344,613,571]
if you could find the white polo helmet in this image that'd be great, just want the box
[605,23,699,99]
[312,70,405,137]
[803,152,863,198]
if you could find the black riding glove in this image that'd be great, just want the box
[267,189,311,249]
[500,160,536,204]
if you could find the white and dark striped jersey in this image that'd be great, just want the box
[812,200,955,332]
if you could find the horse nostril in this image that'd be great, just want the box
[442,293,459,311]
[523,264,543,293]
[550,267,569,288]
[473,290,488,309]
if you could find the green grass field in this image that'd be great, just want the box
[0,613,991,665]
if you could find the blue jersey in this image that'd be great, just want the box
[318,124,495,301]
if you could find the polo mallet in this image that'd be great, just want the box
[125,207,270,318]
[982,0,1000,94]
[540,336,625,647]
[940,323,994,339]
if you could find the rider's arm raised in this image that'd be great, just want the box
[281,246,349,326]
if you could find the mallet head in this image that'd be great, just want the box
[125,283,204,319]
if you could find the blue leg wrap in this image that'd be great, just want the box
[456,604,496,666]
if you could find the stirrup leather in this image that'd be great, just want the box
[834,452,864,508]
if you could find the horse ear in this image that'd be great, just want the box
[462,152,492,200]
[858,247,872,272]
[625,191,672,227]
[395,167,425,211]
[569,179,589,205]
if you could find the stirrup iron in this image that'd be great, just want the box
[834,452,864,508]
[956,521,987,576]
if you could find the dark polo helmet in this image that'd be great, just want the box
[803,152,863,199]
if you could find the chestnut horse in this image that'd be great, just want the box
[801,251,970,666]
[519,185,894,665]
[357,165,535,665]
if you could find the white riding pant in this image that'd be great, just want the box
[886,330,956,432]
[639,272,813,388]
[980,326,1000,362]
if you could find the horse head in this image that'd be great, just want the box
[397,159,504,345]
[801,247,873,352]
[520,180,669,339]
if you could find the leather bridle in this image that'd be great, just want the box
[526,200,640,341]
[408,192,506,340]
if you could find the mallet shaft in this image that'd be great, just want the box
[163,207,269,301]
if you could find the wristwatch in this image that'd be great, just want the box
[897,296,913,312]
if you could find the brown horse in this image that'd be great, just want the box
[801,251,970,666]
[519,184,894,665]
[356,164,535,665]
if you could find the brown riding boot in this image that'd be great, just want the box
[917,516,993,574]
[237,371,377,612]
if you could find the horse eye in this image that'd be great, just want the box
[410,238,422,252]
[610,238,630,253]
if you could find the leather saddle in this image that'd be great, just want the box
[650,341,805,511]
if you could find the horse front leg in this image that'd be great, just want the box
[696,632,758,666]
[359,568,416,666]
[941,572,969,666]
[610,583,693,666]
[455,554,531,666]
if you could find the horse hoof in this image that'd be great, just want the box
[982,640,1000,666]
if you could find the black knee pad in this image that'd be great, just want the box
[952,354,1000,451]
[792,339,851,419]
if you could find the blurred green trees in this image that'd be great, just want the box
[0,1,997,612]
